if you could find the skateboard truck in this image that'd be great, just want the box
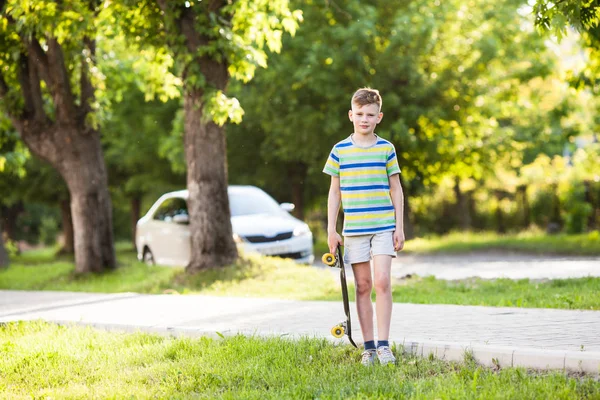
[322,247,358,348]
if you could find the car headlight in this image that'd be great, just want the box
[293,224,311,237]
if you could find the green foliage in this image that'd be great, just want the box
[227,0,563,214]
[119,0,302,125]
[533,0,600,37]
[38,216,60,246]
[562,183,594,233]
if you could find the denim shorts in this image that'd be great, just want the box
[343,231,397,265]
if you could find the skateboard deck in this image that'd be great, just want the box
[322,247,358,348]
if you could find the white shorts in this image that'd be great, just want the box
[343,231,397,265]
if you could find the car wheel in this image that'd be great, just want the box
[143,247,155,266]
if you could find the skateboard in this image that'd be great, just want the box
[322,246,358,348]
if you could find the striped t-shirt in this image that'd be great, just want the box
[323,134,401,236]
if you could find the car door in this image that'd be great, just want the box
[149,198,188,266]
[166,197,191,266]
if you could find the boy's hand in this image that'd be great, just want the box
[393,229,405,251]
[327,232,343,254]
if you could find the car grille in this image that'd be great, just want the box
[244,231,294,243]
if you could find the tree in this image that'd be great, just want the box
[228,0,557,233]
[121,0,302,271]
[533,0,600,37]
[0,1,115,273]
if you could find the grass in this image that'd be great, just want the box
[2,245,600,310]
[1,244,340,300]
[1,321,598,399]
[387,275,600,310]
[402,230,600,256]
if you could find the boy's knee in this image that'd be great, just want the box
[355,279,372,296]
[374,277,391,294]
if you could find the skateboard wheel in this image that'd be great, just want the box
[322,253,336,266]
[331,325,345,338]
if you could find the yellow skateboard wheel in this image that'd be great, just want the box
[322,253,336,266]
[331,325,345,338]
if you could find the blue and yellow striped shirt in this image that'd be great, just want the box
[323,135,401,236]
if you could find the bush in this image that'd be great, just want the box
[39,216,60,246]
[562,184,593,234]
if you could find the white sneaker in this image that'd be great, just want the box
[360,349,377,366]
[376,346,396,365]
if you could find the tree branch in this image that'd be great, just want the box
[28,36,53,86]
[17,51,35,119]
[46,38,77,124]
[27,54,48,122]
[79,37,95,119]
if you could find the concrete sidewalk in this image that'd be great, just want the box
[1,290,599,374]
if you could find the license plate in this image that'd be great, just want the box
[259,245,288,255]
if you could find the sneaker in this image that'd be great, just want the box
[360,349,377,366]
[377,346,396,365]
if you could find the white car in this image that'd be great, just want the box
[135,185,314,266]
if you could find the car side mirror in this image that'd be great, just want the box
[173,214,189,224]
[280,202,295,212]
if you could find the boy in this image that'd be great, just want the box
[323,87,405,366]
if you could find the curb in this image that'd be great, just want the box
[399,339,600,375]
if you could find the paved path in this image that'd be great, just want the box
[2,290,599,374]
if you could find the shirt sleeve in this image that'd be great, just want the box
[323,146,340,177]
[386,145,401,176]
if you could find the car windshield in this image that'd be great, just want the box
[229,189,282,217]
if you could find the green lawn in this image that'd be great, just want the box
[1,246,341,300]
[1,322,598,399]
[2,245,600,310]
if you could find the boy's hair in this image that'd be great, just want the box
[351,87,382,111]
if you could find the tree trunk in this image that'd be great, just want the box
[495,190,506,234]
[130,196,142,248]
[288,162,307,221]
[184,87,238,271]
[166,0,239,272]
[1,202,23,242]
[59,198,74,254]
[454,177,471,230]
[22,123,116,274]
[0,221,9,268]
[517,185,530,229]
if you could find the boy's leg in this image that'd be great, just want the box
[351,261,374,343]
[372,254,393,341]
[371,232,397,365]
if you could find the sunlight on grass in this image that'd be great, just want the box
[1,248,340,300]
[1,322,598,398]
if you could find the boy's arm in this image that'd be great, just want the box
[389,174,405,251]
[327,176,343,253]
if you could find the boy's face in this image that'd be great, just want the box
[348,103,383,136]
